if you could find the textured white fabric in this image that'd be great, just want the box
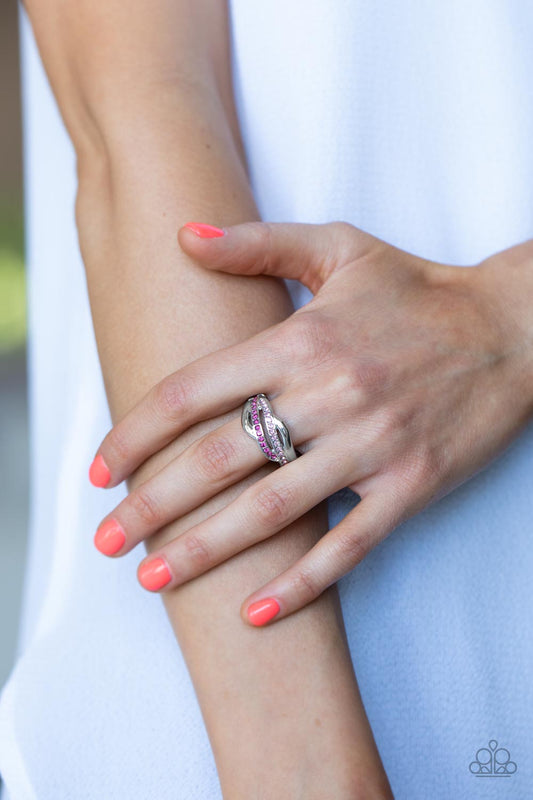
[1,2,533,797]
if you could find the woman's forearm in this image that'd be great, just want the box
[24,3,391,796]
[77,146,391,798]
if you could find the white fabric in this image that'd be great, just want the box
[1,2,533,797]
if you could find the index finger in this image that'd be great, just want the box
[88,323,285,489]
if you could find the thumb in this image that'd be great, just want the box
[177,220,358,294]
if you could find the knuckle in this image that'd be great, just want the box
[353,357,391,394]
[334,528,372,569]
[392,447,445,513]
[289,564,319,602]
[416,445,447,487]
[242,220,273,245]
[153,373,196,422]
[183,533,211,570]
[285,311,337,368]
[257,221,275,275]
[194,434,238,483]
[326,220,357,265]
[235,221,275,276]
[253,483,295,528]
[327,220,354,240]
[129,485,163,527]
[372,404,406,439]
[331,356,391,400]
[104,424,131,465]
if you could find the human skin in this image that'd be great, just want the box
[23,0,393,797]
[92,220,533,624]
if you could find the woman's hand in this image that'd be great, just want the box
[89,220,533,626]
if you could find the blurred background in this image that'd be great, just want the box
[0,0,29,700]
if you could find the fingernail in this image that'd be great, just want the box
[94,518,126,556]
[138,557,172,591]
[247,597,280,626]
[184,222,225,238]
[89,454,111,488]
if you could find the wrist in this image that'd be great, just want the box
[472,242,533,409]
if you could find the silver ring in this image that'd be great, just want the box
[241,393,299,466]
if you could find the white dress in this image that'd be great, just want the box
[1,2,532,798]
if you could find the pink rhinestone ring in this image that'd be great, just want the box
[241,393,299,466]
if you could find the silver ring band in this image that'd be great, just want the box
[241,393,298,466]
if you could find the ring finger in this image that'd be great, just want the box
[135,439,355,592]
[93,388,331,557]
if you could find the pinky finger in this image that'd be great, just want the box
[241,482,406,627]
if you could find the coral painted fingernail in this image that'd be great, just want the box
[89,454,111,488]
[247,598,280,626]
[94,518,126,556]
[184,222,225,238]
[138,557,172,591]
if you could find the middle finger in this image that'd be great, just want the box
[136,440,353,593]
[93,389,324,556]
